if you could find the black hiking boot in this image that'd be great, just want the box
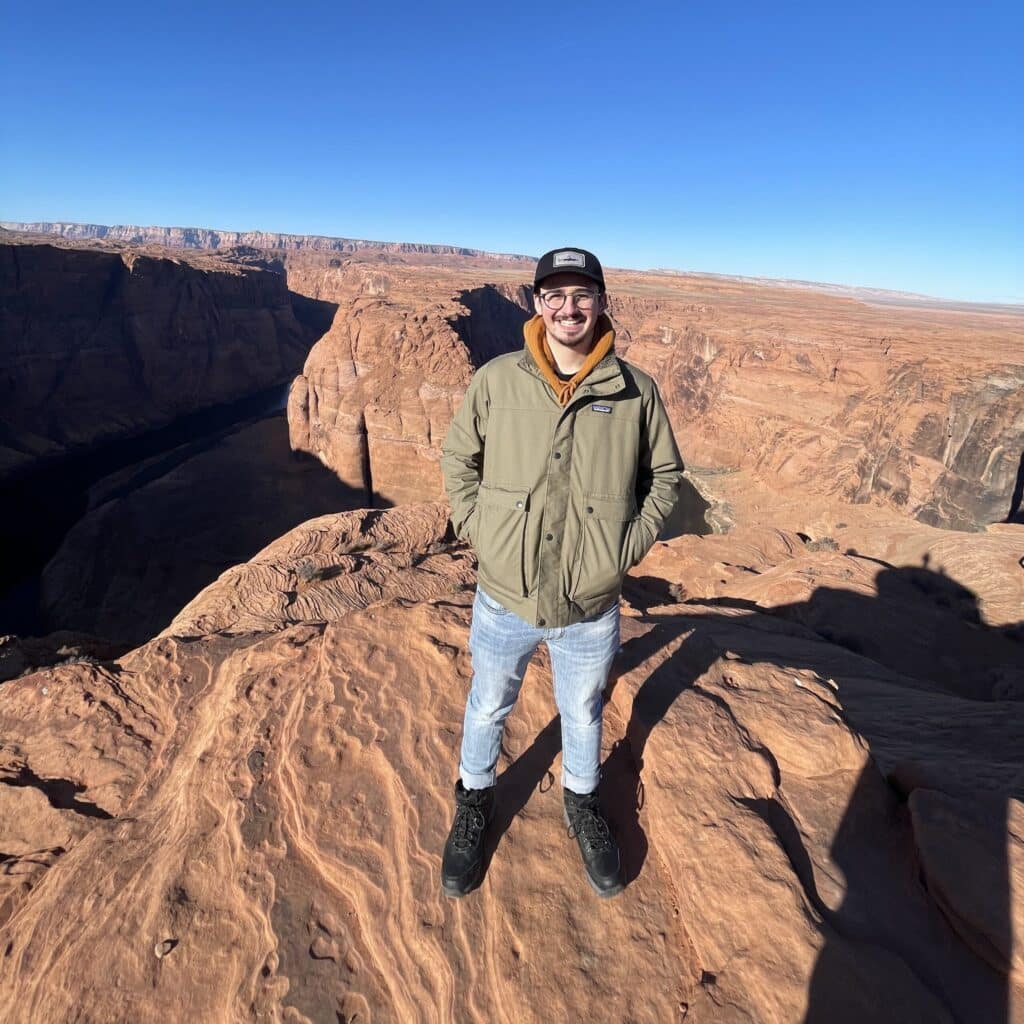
[564,788,624,898]
[441,780,494,898]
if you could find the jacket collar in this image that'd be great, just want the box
[517,332,625,398]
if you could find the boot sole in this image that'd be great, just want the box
[441,857,483,898]
[441,875,478,899]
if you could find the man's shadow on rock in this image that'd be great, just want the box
[481,560,1022,1021]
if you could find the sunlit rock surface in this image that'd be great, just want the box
[276,246,1023,533]
[2,505,1021,1022]
[2,225,1022,1022]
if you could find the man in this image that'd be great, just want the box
[440,247,683,898]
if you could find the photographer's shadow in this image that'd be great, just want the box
[600,560,1022,1021]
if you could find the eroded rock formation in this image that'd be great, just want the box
[1,505,1021,1022]
[2,225,1023,1022]
[284,266,530,506]
[0,231,339,639]
[0,232,315,477]
[37,415,365,646]
[278,248,1023,534]
[11,223,1021,532]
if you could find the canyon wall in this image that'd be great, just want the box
[9,223,1019,532]
[5,230,1020,650]
[613,288,1024,532]
[0,233,341,640]
[283,261,532,505]
[0,221,533,261]
[36,415,365,646]
[277,251,1024,533]
[2,227,1022,1022]
[0,233,318,479]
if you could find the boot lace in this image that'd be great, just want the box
[450,805,487,851]
[566,802,614,853]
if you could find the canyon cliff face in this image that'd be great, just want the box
[2,226,1022,1022]
[610,281,1024,533]
[283,260,531,505]
[277,249,1023,534]
[36,415,364,646]
[0,232,320,479]
[1,231,339,639]
[11,222,1021,531]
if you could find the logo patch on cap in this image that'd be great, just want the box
[553,250,586,269]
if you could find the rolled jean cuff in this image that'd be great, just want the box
[460,764,496,791]
[562,765,600,796]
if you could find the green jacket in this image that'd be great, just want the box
[441,342,683,628]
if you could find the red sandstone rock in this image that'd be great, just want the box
[278,248,1023,534]
[1,503,1021,1022]
[8,224,1021,531]
[0,233,317,479]
[3,225,1023,1022]
[36,416,367,646]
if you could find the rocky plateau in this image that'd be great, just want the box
[1,224,1022,1022]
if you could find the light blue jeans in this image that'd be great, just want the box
[459,586,620,795]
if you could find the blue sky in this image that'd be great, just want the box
[3,1,1021,302]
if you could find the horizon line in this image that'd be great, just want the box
[3,218,1022,310]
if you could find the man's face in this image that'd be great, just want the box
[534,272,606,350]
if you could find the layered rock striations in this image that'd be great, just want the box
[2,225,1023,1021]
[36,415,365,646]
[9,223,1021,531]
[284,261,530,505]
[0,221,533,262]
[279,250,1023,533]
[575,276,1024,533]
[1,504,1020,1022]
[0,232,314,478]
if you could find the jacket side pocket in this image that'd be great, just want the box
[475,484,531,598]
[571,494,635,603]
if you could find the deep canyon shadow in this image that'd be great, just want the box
[23,413,382,647]
[449,286,532,367]
[1,287,344,643]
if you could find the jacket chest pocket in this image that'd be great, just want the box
[570,494,636,602]
[474,484,530,598]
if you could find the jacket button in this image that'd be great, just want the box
[586,506,594,514]
[553,452,561,460]
[515,501,524,509]
[545,532,554,541]
[538,617,546,627]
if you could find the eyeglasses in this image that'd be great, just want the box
[538,289,599,311]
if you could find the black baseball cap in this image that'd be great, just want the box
[534,247,605,292]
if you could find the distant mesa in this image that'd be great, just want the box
[0,220,535,262]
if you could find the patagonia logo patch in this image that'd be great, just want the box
[553,250,585,268]
[592,403,612,414]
